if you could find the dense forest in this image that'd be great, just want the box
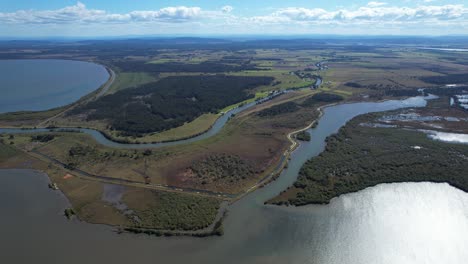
[280,113,468,205]
[420,74,468,85]
[296,131,311,141]
[126,190,220,231]
[344,82,363,88]
[191,154,255,185]
[30,134,55,142]
[302,93,344,106]
[70,75,273,135]
[113,60,259,73]
[424,86,468,96]
[384,89,421,97]
[257,102,299,117]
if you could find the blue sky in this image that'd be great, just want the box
[0,1,467,37]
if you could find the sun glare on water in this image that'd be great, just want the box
[311,182,468,264]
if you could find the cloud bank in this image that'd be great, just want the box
[252,4,468,24]
[0,2,204,24]
[0,2,467,35]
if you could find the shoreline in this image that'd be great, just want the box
[36,64,115,127]
[0,95,435,237]
[0,99,331,237]
[1,67,322,145]
[0,63,330,236]
[0,59,114,116]
[266,95,468,207]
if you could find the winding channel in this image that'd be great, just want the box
[1,95,450,264]
[0,78,322,149]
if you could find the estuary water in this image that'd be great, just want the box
[0,78,323,148]
[0,59,109,113]
[2,95,467,264]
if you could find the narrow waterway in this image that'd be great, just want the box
[0,100,258,149]
[0,78,322,149]
[3,95,466,264]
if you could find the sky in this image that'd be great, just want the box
[0,0,467,37]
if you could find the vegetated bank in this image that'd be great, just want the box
[0,88,326,235]
[68,75,273,136]
[295,131,311,141]
[269,107,468,206]
[0,136,223,235]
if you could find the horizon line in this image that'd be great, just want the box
[2,34,468,41]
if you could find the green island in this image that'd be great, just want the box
[1,38,467,235]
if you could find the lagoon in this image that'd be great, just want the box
[0,59,108,113]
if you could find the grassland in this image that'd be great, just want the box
[0,137,222,232]
[0,87,323,232]
[116,113,219,143]
[229,70,316,93]
[3,89,321,193]
[0,107,64,127]
[5,46,465,143]
[322,48,468,101]
[106,71,156,94]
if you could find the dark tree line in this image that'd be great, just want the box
[420,74,468,85]
[30,134,55,142]
[284,113,468,205]
[70,75,273,135]
[258,102,300,117]
[302,93,344,107]
[344,82,363,88]
[296,131,311,141]
[384,89,421,97]
[424,86,468,96]
[112,60,259,73]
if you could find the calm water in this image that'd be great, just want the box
[0,78,322,148]
[1,97,467,263]
[0,59,109,113]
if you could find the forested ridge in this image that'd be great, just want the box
[70,75,273,135]
[113,60,259,73]
[257,102,300,117]
[420,74,468,85]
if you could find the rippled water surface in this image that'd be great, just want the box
[309,182,468,264]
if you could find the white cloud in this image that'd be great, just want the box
[0,2,468,35]
[130,7,201,22]
[221,6,234,13]
[251,4,468,24]
[0,2,203,24]
[367,2,388,8]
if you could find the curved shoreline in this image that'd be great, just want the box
[1,68,322,146]
[36,64,115,127]
[0,86,317,149]
[0,59,112,115]
[0,95,434,237]
[230,102,332,204]
[0,62,325,235]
